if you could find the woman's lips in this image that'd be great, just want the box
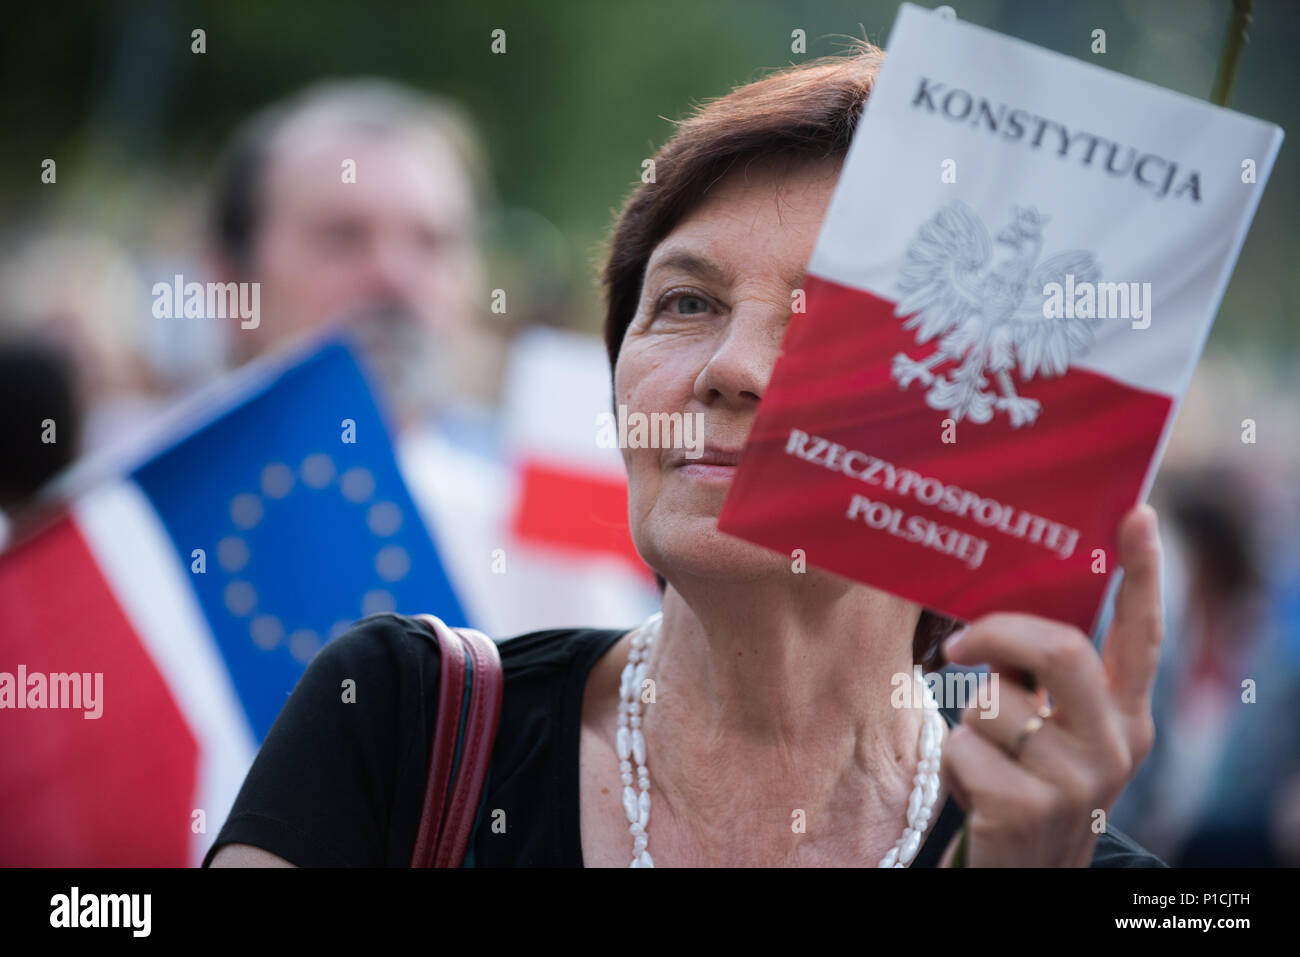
[676,462,737,483]
[674,447,742,482]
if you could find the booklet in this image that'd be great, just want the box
[717,3,1283,634]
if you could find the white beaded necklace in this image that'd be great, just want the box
[615,611,946,867]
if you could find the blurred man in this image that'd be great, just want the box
[206,79,656,635]
[208,79,493,435]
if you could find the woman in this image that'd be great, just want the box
[207,40,1163,868]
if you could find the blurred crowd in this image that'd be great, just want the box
[0,77,659,637]
[2,71,1297,867]
[1116,409,1300,866]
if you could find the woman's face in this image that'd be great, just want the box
[614,154,842,583]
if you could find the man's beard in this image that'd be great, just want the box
[336,300,455,427]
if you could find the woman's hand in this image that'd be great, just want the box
[938,504,1163,867]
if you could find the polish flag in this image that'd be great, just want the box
[0,339,466,866]
[504,327,647,568]
[719,5,1282,634]
[395,326,659,641]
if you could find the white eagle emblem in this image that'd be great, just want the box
[891,201,1101,428]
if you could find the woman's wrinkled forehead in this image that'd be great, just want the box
[641,154,843,296]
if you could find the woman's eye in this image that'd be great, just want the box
[662,292,711,316]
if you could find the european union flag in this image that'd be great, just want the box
[134,337,465,741]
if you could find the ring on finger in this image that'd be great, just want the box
[1007,715,1045,760]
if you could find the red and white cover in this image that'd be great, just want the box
[718,4,1283,634]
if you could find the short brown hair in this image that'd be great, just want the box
[210,78,487,274]
[601,40,960,670]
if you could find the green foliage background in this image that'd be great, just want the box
[2,0,1296,356]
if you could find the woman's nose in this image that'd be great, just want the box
[692,299,789,408]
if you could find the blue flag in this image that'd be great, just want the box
[134,337,465,740]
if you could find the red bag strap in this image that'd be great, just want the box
[409,615,503,867]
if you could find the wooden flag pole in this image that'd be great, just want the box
[1210,0,1254,107]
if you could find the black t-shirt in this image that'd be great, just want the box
[203,613,1165,867]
